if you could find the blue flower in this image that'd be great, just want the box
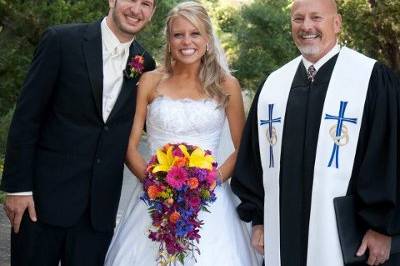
[179,208,193,220]
[176,220,194,237]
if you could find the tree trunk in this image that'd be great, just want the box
[387,43,400,74]
[368,0,377,8]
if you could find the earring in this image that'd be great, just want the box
[206,44,209,53]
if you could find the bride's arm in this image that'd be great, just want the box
[218,75,246,182]
[125,71,159,181]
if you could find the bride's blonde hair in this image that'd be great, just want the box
[163,1,231,105]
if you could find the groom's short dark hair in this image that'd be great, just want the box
[115,0,157,8]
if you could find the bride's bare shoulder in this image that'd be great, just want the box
[139,68,168,101]
[139,68,165,86]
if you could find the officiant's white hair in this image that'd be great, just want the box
[163,1,231,105]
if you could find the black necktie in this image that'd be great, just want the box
[307,65,316,82]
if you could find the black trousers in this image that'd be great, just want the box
[11,210,113,266]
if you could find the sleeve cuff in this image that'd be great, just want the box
[252,212,264,226]
[7,191,33,196]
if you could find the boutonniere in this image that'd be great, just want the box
[124,54,145,79]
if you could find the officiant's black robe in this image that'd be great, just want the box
[231,54,400,266]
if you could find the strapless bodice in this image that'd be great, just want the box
[146,96,226,154]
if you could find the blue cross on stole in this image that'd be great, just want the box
[260,104,282,168]
[324,101,358,168]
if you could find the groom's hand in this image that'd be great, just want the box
[3,195,37,233]
[251,224,264,255]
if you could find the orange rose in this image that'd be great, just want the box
[169,211,181,224]
[163,143,171,151]
[187,177,199,189]
[173,157,188,167]
[146,165,153,172]
[147,185,160,200]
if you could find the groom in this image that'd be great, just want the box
[1,0,156,265]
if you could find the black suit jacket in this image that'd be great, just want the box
[0,20,156,232]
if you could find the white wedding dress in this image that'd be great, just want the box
[105,96,261,266]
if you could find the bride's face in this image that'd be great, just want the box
[169,16,208,66]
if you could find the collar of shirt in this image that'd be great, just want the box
[101,17,134,58]
[302,43,341,73]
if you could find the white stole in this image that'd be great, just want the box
[257,47,376,266]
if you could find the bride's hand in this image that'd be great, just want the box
[136,174,146,183]
[251,224,264,255]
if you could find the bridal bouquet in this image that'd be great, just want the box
[141,143,219,265]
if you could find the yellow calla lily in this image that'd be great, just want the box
[152,145,215,172]
[189,148,215,170]
[178,144,190,158]
[152,146,174,173]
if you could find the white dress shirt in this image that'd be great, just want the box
[9,18,134,195]
[101,17,134,122]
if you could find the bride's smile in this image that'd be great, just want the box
[169,16,208,66]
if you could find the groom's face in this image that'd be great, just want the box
[108,0,155,42]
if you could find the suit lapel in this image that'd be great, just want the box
[107,41,141,122]
[83,21,103,121]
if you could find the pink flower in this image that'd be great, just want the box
[126,55,145,79]
[184,190,201,210]
[166,166,188,189]
[187,196,201,209]
[205,168,217,185]
[172,147,184,157]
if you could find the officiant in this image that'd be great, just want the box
[231,0,400,265]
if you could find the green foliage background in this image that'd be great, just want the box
[212,0,298,90]
[338,0,400,73]
[0,0,399,164]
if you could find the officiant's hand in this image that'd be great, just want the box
[356,229,391,265]
[251,225,264,255]
[3,195,37,233]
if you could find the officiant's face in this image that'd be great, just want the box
[291,0,341,63]
[108,0,155,42]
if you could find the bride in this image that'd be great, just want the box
[105,2,261,265]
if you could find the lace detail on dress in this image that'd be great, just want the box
[146,95,226,154]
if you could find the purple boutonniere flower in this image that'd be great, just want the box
[124,54,145,79]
